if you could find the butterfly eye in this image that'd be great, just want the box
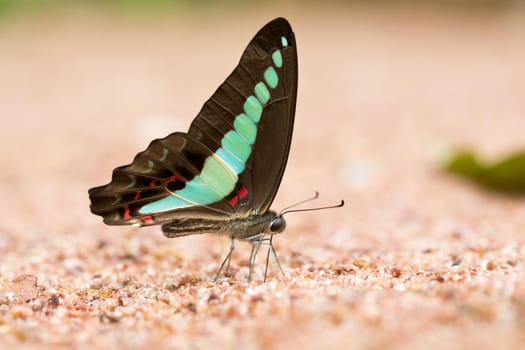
[269,217,286,233]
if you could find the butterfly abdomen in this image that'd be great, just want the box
[161,219,226,238]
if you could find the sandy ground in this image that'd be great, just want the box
[1,6,525,349]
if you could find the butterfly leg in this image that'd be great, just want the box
[263,243,271,282]
[214,238,235,282]
[263,235,285,282]
[248,234,265,281]
[269,237,285,277]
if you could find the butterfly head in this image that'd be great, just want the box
[269,215,286,233]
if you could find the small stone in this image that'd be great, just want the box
[435,275,445,283]
[99,313,120,324]
[333,265,355,276]
[352,258,376,269]
[207,293,220,303]
[5,274,38,303]
[30,299,45,312]
[48,294,60,308]
[185,303,197,313]
[391,267,402,278]
[164,274,201,291]
[485,260,496,271]
[353,258,366,268]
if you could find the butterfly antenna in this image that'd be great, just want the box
[280,200,344,216]
[280,196,344,216]
[278,191,319,215]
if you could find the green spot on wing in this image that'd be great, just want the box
[264,67,278,89]
[281,36,288,47]
[177,175,223,204]
[125,175,136,188]
[139,195,191,213]
[244,95,263,122]
[199,157,237,197]
[254,82,270,104]
[234,113,257,144]
[160,148,168,161]
[272,50,283,68]
[216,148,245,174]
[222,130,251,163]
[146,160,154,173]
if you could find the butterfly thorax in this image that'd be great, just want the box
[161,210,285,242]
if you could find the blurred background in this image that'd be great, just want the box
[1,0,524,243]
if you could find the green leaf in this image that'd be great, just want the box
[443,148,525,195]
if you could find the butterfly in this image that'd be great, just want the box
[89,17,298,281]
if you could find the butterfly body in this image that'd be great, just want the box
[161,210,284,241]
[89,18,297,280]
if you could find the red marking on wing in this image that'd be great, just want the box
[229,185,248,207]
[149,179,159,187]
[164,174,184,185]
[123,205,131,219]
[229,195,239,206]
[141,215,154,225]
[134,191,141,200]
[239,185,248,199]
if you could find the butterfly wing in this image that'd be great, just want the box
[187,17,297,215]
[89,17,297,226]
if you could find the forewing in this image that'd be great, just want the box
[187,17,297,215]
